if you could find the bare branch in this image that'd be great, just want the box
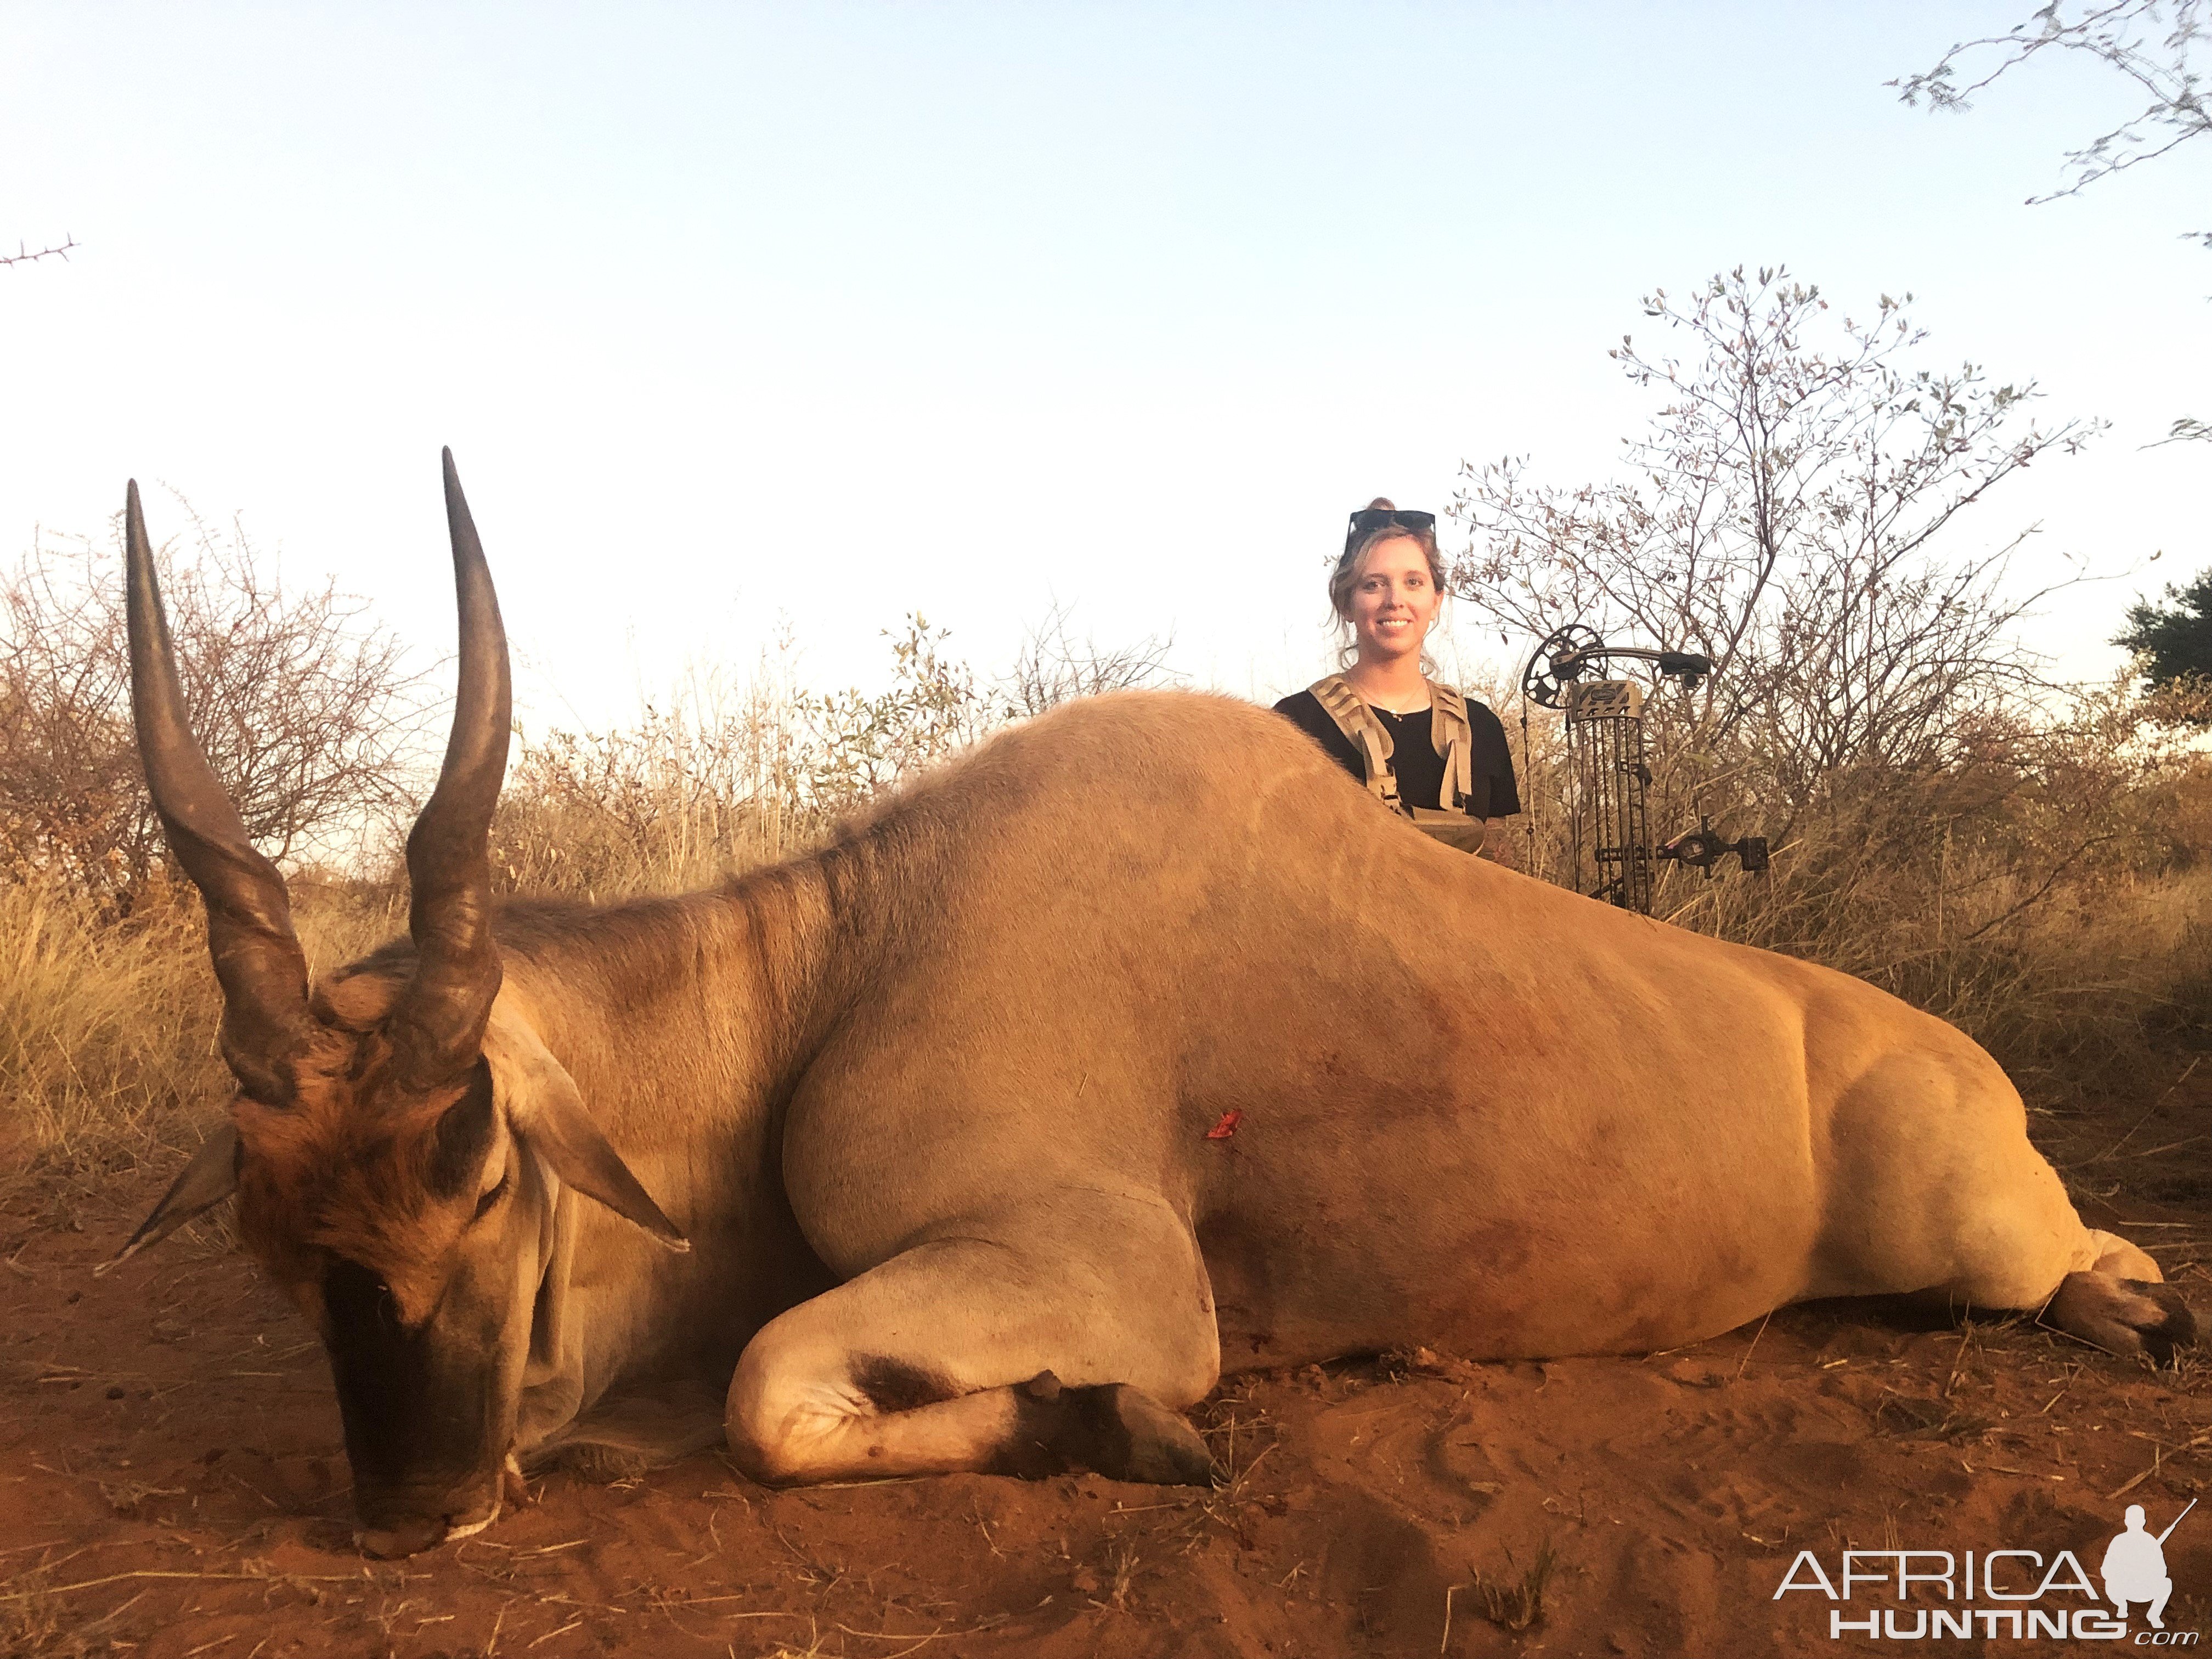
[1,235,77,268]
[1449,266,2099,850]
[1893,1,2209,212]
[997,600,1178,720]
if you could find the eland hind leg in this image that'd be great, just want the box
[1820,1048,2195,1362]
[1930,1209,2193,1363]
[724,1193,1220,1487]
[1937,1149,2196,1364]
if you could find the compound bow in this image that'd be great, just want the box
[1519,626,1766,912]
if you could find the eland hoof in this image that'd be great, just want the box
[1064,1383,1215,1486]
[354,1515,448,1558]
[2046,1273,2198,1364]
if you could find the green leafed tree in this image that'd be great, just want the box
[2115,567,2212,702]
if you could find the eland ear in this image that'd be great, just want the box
[97,1121,241,1277]
[481,1002,689,1253]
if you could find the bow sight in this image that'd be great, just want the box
[1520,626,1767,913]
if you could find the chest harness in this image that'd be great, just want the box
[1306,674,1487,855]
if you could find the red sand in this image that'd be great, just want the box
[6,1088,2209,1658]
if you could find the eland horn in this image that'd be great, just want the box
[125,481,314,1104]
[388,449,512,1087]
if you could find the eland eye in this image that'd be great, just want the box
[473,1169,511,1222]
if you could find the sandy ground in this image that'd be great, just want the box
[5,1074,2210,1659]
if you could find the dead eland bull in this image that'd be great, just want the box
[112,455,2191,1557]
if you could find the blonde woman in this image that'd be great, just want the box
[1273,499,1520,862]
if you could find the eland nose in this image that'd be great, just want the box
[354,1487,500,1558]
[355,1514,448,1558]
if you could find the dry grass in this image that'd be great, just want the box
[0,871,403,1186]
[0,1559,381,1659]
[486,673,823,901]
[1442,1540,1560,1647]
[1474,1539,1557,1633]
[1701,854,2212,1104]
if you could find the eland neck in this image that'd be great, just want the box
[486,842,902,1398]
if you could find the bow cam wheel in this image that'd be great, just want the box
[1522,625,1604,709]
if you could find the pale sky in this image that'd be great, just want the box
[3,3,2205,733]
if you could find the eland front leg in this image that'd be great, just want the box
[723,1197,1221,1486]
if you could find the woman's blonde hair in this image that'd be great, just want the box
[1329,497,1449,667]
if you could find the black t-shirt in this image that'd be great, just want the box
[1273,690,1522,819]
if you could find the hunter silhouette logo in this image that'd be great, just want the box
[2105,1500,2193,1630]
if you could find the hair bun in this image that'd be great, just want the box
[1365,496,1396,512]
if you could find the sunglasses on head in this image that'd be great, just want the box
[1342,508,1436,560]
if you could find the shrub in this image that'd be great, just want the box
[0,498,426,910]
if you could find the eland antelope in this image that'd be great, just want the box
[111,455,2192,1557]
